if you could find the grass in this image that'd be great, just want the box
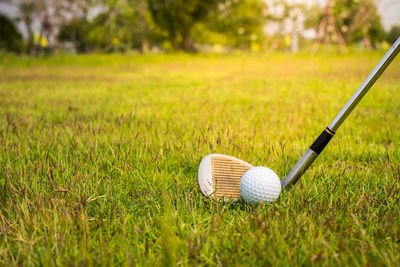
[0,51,399,266]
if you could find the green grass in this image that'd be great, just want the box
[1,51,399,266]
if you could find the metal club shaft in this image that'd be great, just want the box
[281,37,400,189]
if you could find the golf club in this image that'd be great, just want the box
[198,36,400,200]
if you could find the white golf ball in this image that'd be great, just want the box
[240,167,281,204]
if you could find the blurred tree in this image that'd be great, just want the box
[313,1,345,51]
[386,25,400,44]
[84,0,159,53]
[18,0,68,53]
[333,0,386,46]
[0,0,101,54]
[55,0,155,53]
[17,0,42,53]
[0,14,23,53]
[57,0,117,53]
[2,0,91,54]
[206,0,267,51]
[58,18,91,52]
[126,0,159,52]
[86,8,136,52]
[148,0,225,51]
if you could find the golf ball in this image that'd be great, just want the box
[240,167,281,204]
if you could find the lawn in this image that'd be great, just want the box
[0,51,399,266]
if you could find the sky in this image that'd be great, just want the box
[377,0,400,31]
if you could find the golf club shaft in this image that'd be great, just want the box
[281,37,400,189]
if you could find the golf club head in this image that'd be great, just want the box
[198,154,253,200]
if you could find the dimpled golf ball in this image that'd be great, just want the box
[240,167,281,204]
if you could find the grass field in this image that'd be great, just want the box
[1,51,400,266]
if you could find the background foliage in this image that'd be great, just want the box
[0,0,396,53]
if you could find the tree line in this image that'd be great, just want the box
[0,0,399,54]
